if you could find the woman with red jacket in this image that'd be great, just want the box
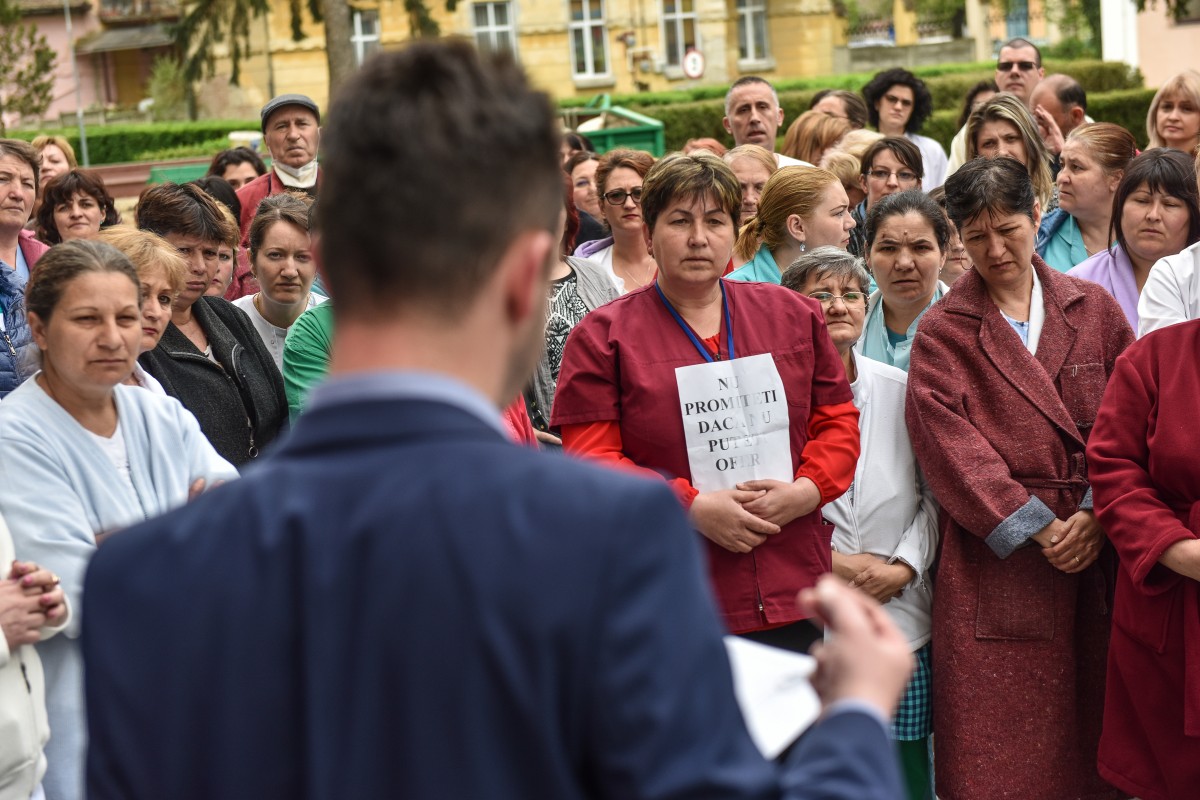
[1088,318,1200,800]
[552,151,859,650]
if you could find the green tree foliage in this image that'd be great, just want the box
[171,0,457,99]
[146,56,189,121]
[0,0,57,135]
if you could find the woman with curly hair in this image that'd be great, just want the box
[34,170,120,245]
[862,68,948,191]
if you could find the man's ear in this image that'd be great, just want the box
[501,229,555,327]
[722,116,733,136]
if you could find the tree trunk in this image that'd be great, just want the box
[322,0,355,99]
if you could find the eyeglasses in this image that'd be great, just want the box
[997,60,1038,72]
[603,187,643,206]
[867,168,919,184]
[809,291,867,306]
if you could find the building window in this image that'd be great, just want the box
[570,0,609,78]
[736,0,768,62]
[661,0,697,67]
[1005,0,1029,38]
[473,2,516,56]
[351,9,380,66]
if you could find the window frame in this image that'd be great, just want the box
[472,1,518,58]
[350,8,381,67]
[568,0,612,84]
[659,0,699,72]
[736,0,771,67]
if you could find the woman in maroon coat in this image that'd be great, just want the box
[553,151,860,650]
[905,157,1133,800]
[1088,319,1200,800]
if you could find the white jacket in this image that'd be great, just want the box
[1138,240,1200,337]
[0,517,69,800]
[821,353,938,649]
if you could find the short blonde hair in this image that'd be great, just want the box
[30,135,77,170]
[98,225,188,298]
[641,151,742,231]
[819,151,862,199]
[782,110,853,165]
[722,144,778,179]
[824,128,884,161]
[1147,70,1200,151]
[733,165,839,261]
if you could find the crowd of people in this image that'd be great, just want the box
[0,35,1198,800]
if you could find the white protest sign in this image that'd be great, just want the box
[675,352,792,492]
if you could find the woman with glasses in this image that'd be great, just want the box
[1036,124,1138,272]
[727,165,856,283]
[572,149,657,294]
[859,191,948,371]
[906,157,1131,800]
[862,68,948,192]
[848,137,924,258]
[553,152,859,652]
[782,246,938,799]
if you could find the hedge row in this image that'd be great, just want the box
[632,86,1157,154]
[10,120,258,166]
[567,59,1142,110]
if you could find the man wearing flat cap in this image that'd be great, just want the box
[235,93,322,242]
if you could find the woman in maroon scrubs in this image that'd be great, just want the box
[551,151,860,650]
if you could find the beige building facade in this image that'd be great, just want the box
[224,0,846,110]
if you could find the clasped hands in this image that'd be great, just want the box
[1030,510,1104,573]
[690,478,822,554]
[0,559,67,651]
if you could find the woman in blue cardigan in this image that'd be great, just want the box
[0,241,237,800]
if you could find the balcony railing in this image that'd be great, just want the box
[97,0,179,23]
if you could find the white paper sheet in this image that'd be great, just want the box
[676,353,792,493]
[723,636,821,759]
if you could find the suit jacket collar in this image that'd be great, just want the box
[944,255,1086,447]
[276,396,509,458]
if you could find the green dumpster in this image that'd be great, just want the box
[561,95,665,157]
[147,163,211,184]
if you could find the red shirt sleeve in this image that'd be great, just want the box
[501,396,539,448]
[796,400,860,504]
[562,420,700,507]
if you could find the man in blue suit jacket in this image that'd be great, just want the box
[82,41,912,799]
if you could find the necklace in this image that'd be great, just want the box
[620,256,655,289]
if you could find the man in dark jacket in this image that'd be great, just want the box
[83,41,912,800]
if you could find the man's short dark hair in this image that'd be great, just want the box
[1000,37,1042,66]
[1049,74,1088,113]
[724,76,779,115]
[319,41,562,319]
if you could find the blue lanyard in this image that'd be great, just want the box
[654,281,735,363]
